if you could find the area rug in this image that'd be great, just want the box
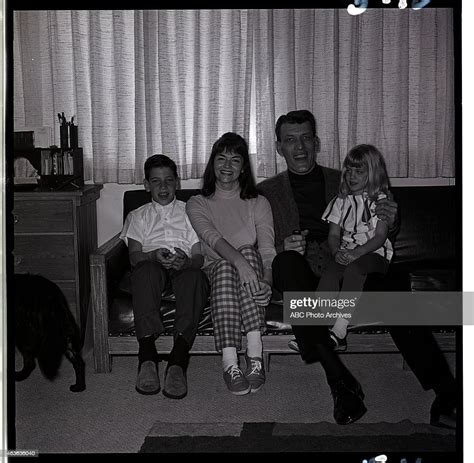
[139,420,456,454]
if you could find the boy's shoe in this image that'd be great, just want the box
[223,365,251,395]
[244,352,265,393]
[136,360,160,395]
[163,365,187,399]
[329,330,348,352]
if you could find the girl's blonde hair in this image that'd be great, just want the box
[339,144,390,200]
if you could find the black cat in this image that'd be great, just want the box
[14,274,86,392]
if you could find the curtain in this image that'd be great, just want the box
[254,8,455,178]
[14,9,455,182]
[14,10,253,183]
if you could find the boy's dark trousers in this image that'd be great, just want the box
[130,260,209,348]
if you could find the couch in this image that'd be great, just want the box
[90,185,458,373]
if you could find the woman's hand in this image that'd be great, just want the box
[234,258,260,296]
[251,281,272,306]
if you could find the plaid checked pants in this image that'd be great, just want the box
[204,245,266,352]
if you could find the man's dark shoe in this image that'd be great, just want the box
[329,330,348,352]
[430,395,456,429]
[136,360,160,395]
[330,378,367,425]
[163,364,188,399]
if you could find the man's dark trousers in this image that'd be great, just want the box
[272,249,455,394]
[272,250,355,385]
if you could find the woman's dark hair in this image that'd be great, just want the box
[144,154,178,180]
[201,132,258,199]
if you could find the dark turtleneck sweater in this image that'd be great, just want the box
[288,165,330,243]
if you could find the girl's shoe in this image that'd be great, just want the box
[244,352,265,393]
[329,330,348,352]
[223,365,251,395]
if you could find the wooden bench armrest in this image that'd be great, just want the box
[90,233,129,372]
[91,232,126,268]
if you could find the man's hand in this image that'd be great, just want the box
[283,229,309,254]
[375,192,398,228]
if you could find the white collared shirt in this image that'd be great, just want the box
[120,198,199,257]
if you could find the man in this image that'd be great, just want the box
[258,110,456,427]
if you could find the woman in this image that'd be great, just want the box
[186,132,276,395]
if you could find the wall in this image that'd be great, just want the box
[95,177,455,246]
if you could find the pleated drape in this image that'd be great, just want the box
[14,10,253,183]
[14,8,454,182]
[253,8,455,178]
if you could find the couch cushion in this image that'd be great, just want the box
[108,291,214,336]
[109,186,458,338]
[390,186,456,265]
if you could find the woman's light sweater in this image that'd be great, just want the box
[186,183,276,270]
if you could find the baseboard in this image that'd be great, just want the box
[107,332,456,355]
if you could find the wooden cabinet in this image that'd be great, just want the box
[13,185,103,337]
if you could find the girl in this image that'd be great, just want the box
[319,144,393,350]
[186,133,275,395]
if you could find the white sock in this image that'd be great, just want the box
[222,347,238,371]
[246,330,263,358]
[332,318,349,339]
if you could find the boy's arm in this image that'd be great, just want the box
[127,238,172,268]
[350,220,389,260]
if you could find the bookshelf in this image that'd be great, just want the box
[14,147,84,190]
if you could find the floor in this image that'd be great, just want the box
[11,349,457,454]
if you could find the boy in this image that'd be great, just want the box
[120,155,209,399]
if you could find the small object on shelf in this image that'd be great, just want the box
[69,124,78,149]
[60,125,69,150]
[14,157,39,184]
